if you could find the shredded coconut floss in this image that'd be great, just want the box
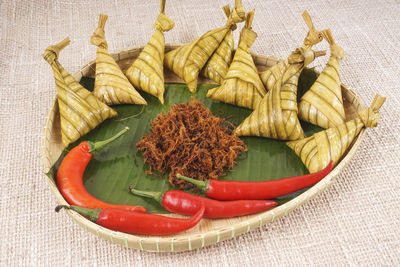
[136,98,247,189]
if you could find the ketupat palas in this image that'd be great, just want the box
[259,11,323,92]
[206,10,267,110]
[234,47,326,140]
[42,37,117,147]
[298,29,346,128]
[125,0,174,104]
[200,5,236,84]
[287,94,386,173]
[164,0,245,93]
[90,14,147,106]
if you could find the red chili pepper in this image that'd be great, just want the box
[55,204,204,236]
[57,127,146,213]
[129,186,277,218]
[176,161,333,201]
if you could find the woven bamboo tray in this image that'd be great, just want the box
[42,44,366,252]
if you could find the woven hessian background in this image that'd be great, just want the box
[1,0,399,265]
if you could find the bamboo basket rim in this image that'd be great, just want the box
[42,44,366,252]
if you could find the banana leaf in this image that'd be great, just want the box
[47,69,321,213]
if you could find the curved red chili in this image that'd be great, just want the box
[55,204,205,236]
[129,187,277,218]
[176,161,333,200]
[57,127,146,213]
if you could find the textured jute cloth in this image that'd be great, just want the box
[1,0,399,265]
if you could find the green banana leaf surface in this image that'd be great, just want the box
[47,69,321,213]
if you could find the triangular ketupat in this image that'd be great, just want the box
[260,11,323,92]
[90,14,147,106]
[234,47,326,140]
[287,94,386,173]
[201,5,236,84]
[164,0,245,93]
[206,10,267,110]
[125,0,174,104]
[42,37,117,147]
[298,29,346,128]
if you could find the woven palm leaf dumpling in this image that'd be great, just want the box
[259,11,324,92]
[90,14,147,106]
[125,0,174,104]
[287,95,386,173]
[200,5,236,84]
[206,10,267,110]
[164,0,246,93]
[234,47,326,140]
[298,29,346,129]
[42,37,117,148]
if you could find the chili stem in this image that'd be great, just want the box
[176,174,209,192]
[55,205,101,222]
[89,127,129,152]
[128,185,164,203]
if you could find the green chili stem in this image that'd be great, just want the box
[128,185,164,203]
[176,174,209,191]
[55,205,101,222]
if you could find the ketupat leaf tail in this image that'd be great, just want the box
[370,94,386,112]
[322,29,344,60]
[245,9,255,29]
[90,14,108,49]
[42,37,71,64]
[226,0,246,26]
[357,94,386,128]
[160,0,166,14]
[222,5,237,30]
[239,10,257,49]
[153,13,174,32]
[302,11,323,47]
[154,0,174,31]
[302,11,314,31]
[321,28,335,46]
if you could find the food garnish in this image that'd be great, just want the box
[57,127,146,212]
[129,186,277,218]
[56,204,204,236]
[136,98,247,189]
[176,161,333,200]
[126,0,174,104]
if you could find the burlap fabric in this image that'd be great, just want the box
[1,0,399,265]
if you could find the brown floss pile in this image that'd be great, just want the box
[136,97,247,189]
